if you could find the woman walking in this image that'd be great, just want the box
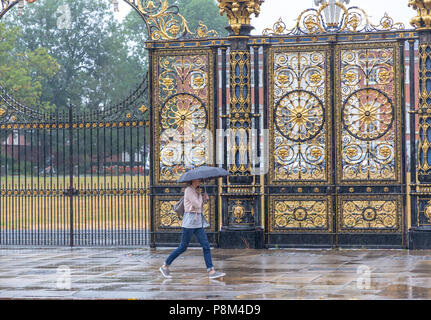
[159,179,226,279]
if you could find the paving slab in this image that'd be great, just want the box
[1,247,431,299]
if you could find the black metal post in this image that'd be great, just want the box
[148,47,155,248]
[400,39,407,249]
[409,39,418,229]
[68,104,74,247]
[218,2,264,248]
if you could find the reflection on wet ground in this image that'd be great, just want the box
[0,247,431,299]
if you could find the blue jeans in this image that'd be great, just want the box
[165,227,214,271]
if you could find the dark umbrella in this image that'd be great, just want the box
[178,166,230,183]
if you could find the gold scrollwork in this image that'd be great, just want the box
[271,197,330,231]
[159,93,207,136]
[409,0,431,30]
[228,50,252,176]
[340,198,400,231]
[337,43,401,183]
[342,88,394,141]
[418,44,431,174]
[195,21,218,38]
[157,197,213,230]
[126,0,217,40]
[268,47,330,184]
[159,200,181,227]
[424,200,431,224]
[275,90,324,142]
[217,0,263,35]
[153,49,214,185]
[262,2,405,36]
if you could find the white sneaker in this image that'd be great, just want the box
[209,271,225,279]
[159,266,172,279]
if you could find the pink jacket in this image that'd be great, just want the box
[184,185,203,213]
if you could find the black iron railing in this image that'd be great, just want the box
[0,77,150,246]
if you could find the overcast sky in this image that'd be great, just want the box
[114,0,417,34]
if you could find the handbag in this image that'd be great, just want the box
[173,196,185,219]
[201,213,210,228]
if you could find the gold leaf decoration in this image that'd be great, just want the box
[217,0,263,35]
[263,2,405,36]
[409,0,431,29]
[128,0,218,40]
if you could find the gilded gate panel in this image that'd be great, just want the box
[335,42,402,184]
[152,49,215,185]
[338,195,402,232]
[334,42,403,234]
[269,195,332,232]
[417,44,431,176]
[152,49,216,232]
[154,196,215,231]
[267,42,404,238]
[267,46,332,185]
[417,197,431,227]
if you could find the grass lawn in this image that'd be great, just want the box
[0,175,151,230]
[0,175,150,189]
[0,194,150,230]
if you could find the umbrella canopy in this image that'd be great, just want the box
[178,166,230,183]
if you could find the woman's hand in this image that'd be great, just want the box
[202,192,209,203]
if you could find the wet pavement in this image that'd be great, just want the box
[1,247,431,299]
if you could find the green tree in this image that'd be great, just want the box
[176,0,228,37]
[118,0,228,76]
[0,22,59,110]
[123,0,228,41]
[2,0,146,113]
[121,8,149,67]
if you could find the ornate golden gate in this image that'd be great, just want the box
[267,41,404,247]
[6,0,431,249]
[146,0,414,248]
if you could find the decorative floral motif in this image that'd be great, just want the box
[262,2,405,36]
[128,0,218,40]
[159,93,207,138]
[158,198,211,228]
[424,201,431,224]
[339,46,398,182]
[409,0,431,30]
[273,199,329,230]
[217,0,263,35]
[342,88,393,141]
[341,199,399,230]
[271,50,328,182]
[156,52,212,183]
[275,90,324,142]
